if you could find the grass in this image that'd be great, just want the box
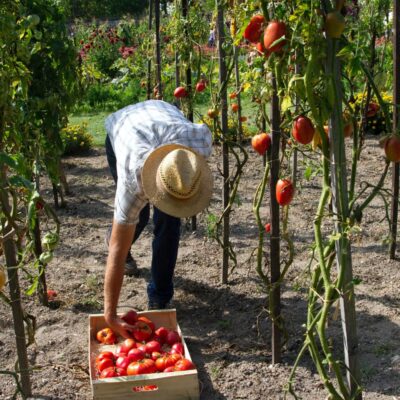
[68,111,109,147]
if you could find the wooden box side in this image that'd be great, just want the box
[92,371,199,400]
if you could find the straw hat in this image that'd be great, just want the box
[141,144,213,218]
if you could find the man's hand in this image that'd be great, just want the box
[104,314,138,340]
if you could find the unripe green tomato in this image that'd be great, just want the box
[41,233,59,250]
[39,251,53,265]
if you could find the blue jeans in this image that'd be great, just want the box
[105,135,181,306]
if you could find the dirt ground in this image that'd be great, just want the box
[1,136,400,400]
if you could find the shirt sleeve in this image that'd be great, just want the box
[114,176,147,225]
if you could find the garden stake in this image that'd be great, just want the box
[147,0,153,100]
[390,0,400,259]
[269,73,282,364]
[154,0,162,98]
[216,0,230,284]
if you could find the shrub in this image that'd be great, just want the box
[61,123,93,155]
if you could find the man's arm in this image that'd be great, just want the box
[104,219,136,339]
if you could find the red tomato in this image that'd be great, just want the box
[96,328,117,345]
[243,14,265,43]
[96,357,114,372]
[95,351,114,366]
[255,42,270,58]
[265,223,271,233]
[132,316,155,342]
[292,116,315,145]
[229,92,237,99]
[231,103,239,113]
[240,116,247,122]
[251,133,271,156]
[154,326,169,343]
[263,21,287,53]
[384,136,400,162]
[276,179,294,206]
[174,358,195,371]
[121,310,138,325]
[114,346,127,358]
[155,354,181,372]
[120,338,136,354]
[151,351,163,361]
[127,347,145,361]
[145,340,161,354]
[163,366,176,373]
[195,81,206,92]
[100,366,126,379]
[165,330,181,346]
[170,342,184,355]
[173,86,188,98]
[116,356,133,370]
[47,289,57,300]
[127,359,157,376]
[136,343,148,355]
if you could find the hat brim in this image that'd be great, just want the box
[141,144,213,218]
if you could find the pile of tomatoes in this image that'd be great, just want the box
[94,310,195,379]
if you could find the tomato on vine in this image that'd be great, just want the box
[292,116,315,145]
[276,179,294,206]
[263,21,287,53]
[251,133,271,156]
[173,86,188,98]
[243,15,265,43]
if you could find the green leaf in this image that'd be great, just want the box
[0,152,17,169]
[281,95,292,112]
[9,176,33,189]
[26,279,39,296]
[304,165,313,181]
[329,232,342,241]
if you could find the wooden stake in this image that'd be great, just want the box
[269,75,281,364]
[216,0,230,284]
[1,170,31,396]
[390,0,400,259]
[154,0,162,98]
[147,0,153,100]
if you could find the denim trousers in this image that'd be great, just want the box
[105,135,181,306]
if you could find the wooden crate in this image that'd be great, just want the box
[89,310,199,400]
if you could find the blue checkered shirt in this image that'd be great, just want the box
[105,100,213,224]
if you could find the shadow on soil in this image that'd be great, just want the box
[164,273,400,399]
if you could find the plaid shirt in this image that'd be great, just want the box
[105,100,213,225]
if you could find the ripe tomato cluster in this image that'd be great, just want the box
[95,311,195,379]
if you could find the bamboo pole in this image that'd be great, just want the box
[216,0,230,284]
[390,0,400,259]
[181,0,196,231]
[154,0,162,98]
[269,75,281,364]
[147,0,153,100]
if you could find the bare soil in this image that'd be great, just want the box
[1,136,399,400]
